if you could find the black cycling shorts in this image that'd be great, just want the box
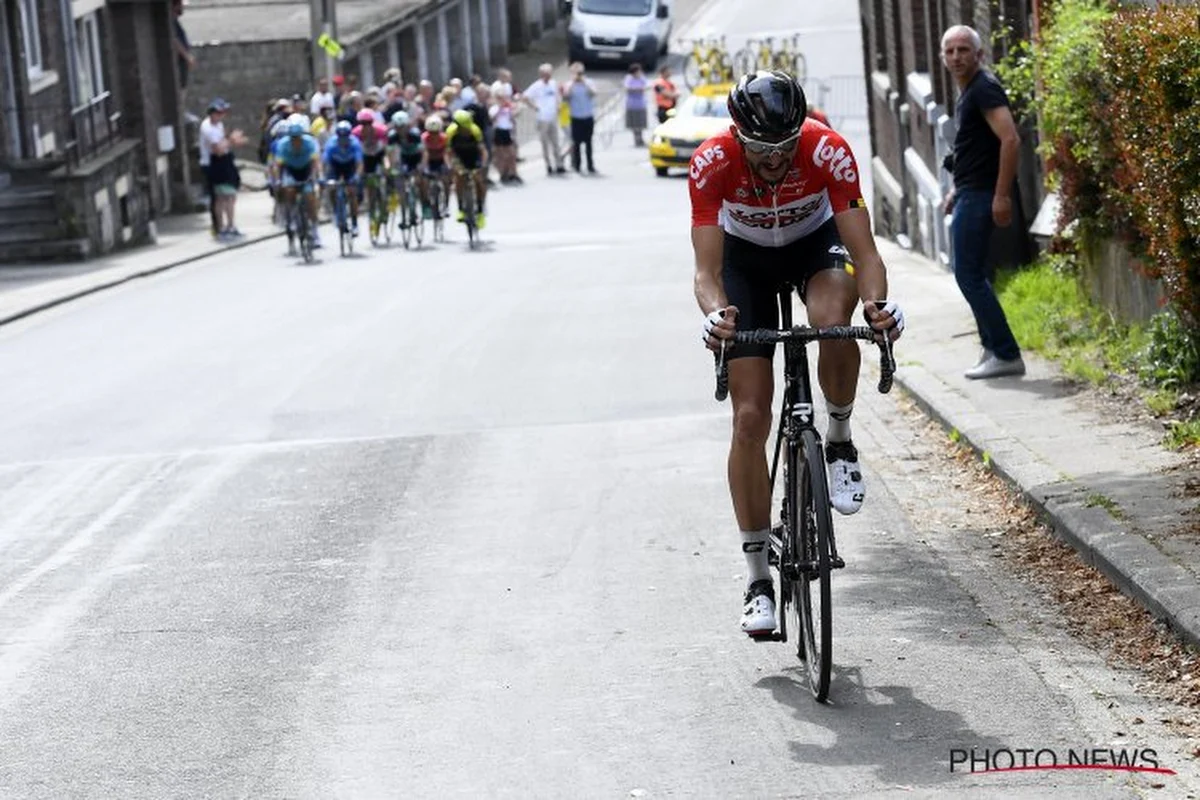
[363,152,386,175]
[453,148,483,171]
[721,218,852,360]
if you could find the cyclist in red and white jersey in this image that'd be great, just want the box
[690,71,905,637]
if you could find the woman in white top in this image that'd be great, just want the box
[490,87,521,184]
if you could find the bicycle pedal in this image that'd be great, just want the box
[831,557,846,570]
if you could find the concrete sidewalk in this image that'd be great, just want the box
[882,238,1200,649]
[0,189,282,327]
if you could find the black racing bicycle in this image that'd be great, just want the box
[715,289,896,702]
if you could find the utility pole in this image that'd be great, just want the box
[309,0,340,83]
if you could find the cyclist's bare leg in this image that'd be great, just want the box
[805,269,861,407]
[418,173,431,207]
[475,169,487,211]
[279,186,297,228]
[727,357,774,532]
[305,184,319,225]
[454,170,466,211]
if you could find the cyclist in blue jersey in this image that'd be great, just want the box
[323,120,365,236]
[271,118,323,248]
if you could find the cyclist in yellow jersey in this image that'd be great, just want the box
[446,109,489,228]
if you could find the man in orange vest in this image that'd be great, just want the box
[653,66,679,125]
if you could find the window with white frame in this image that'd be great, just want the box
[17,0,43,78]
[75,12,105,104]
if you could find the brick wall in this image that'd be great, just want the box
[189,39,312,158]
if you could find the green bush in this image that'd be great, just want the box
[1031,1,1200,329]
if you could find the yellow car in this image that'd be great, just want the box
[649,82,733,177]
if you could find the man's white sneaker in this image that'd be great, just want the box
[741,579,776,636]
[826,440,865,515]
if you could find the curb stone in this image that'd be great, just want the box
[0,228,284,328]
[895,362,1200,651]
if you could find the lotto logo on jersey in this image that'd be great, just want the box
[812,135,857,183]
[690,144,727,187]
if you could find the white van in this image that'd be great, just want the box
[564,0,672,68]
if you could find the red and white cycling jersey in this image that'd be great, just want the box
[688,118,868,247]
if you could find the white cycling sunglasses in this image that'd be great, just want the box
[737,130,801,157]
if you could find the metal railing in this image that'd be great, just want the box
[65,91,122,168]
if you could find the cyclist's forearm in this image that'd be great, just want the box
[853,256,889,305]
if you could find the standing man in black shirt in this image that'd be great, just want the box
[941,24,1025,379]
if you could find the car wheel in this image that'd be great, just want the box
[655,167,669,177]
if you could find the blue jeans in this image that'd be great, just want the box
[951,188,1021,360]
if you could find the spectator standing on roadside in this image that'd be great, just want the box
[339,91,364,124]
[199,98,246,241]
[309,77,333,116]
[331,75,346,106]
[259,98,290,163]
[563,62,597,174]
[940,24,1025,380]
[523,63,566,175]
[624,62,648,146]
[652,65,679,124]
[172,0,194,106]
[311,99,336,145]
[490,87,521,185]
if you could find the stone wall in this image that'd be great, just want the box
[109,0,180,216]
[1081,236,1167,326]
[52,138,151,254]
[188,39,313,160]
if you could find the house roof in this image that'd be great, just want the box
[181,0,430,46]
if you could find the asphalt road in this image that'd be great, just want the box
[2,3,1199,798]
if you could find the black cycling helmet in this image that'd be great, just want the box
[727,70,807,141]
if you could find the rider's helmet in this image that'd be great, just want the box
[334,120,353,138]
[727,70,807,142]
[452,108,474,126]
[287,121,306,137]
[287,112,311,131]
[424,115,443,133]
[391,110,410,128]
[356,109,376,125]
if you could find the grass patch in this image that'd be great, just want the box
[1084,492,1126,519]
[1144,388,1179,416]
[1167,419,1200,450]
[994,253,1200,450]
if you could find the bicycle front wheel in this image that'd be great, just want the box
[796,428,833,702]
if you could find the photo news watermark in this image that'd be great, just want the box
[949,747,1176,776]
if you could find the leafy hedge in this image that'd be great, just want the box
[1005,0,1200,331]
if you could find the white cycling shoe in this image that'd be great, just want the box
[826,440,865,515]
[741,579,776,637]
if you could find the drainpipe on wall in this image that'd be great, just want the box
[59,0,80,117]
[894,94,912,247]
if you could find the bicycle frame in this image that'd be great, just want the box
[766,290,844,584]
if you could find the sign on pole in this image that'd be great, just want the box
[317,33,344,59]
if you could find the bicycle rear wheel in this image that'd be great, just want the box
[796,427,833,702]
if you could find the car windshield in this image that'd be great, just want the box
[576,0,652,15]
[679,95,730,118]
